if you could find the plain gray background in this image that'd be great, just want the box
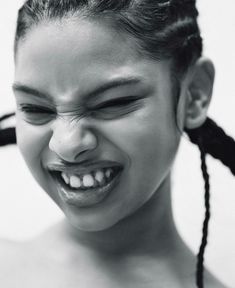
[0,1,234,287]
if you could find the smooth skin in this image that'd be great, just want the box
[0,18,227,287]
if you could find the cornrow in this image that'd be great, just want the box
[14,0,202,73]
[10,0,234,287]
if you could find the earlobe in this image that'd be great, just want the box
[184,58,215,130]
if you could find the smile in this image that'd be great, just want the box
[61,167,115,190]
[49,164,123,207]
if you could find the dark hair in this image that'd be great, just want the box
[3,0,233,287]
[0,113,16,146]
[185,119,235,287]
[14,0,202,75]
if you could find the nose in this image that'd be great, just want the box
[49,117,98,162]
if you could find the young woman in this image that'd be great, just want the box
[1,0,234,287]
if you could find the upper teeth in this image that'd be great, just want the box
[83,174,95,187]
[70,175,82,188]
[61,168,114,189]
[94,170,105,184]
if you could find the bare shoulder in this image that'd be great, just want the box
[0,238,25,270]
[183,269,229,288]
[0,237,46,267]
[0,238,31,287]
[0,238,22,261]
[204,268,230,288]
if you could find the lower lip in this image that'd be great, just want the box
[53,170,122,208]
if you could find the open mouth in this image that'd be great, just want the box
[50,165,123,207]
[53,166,121,190]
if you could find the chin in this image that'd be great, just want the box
[63,206,124,232]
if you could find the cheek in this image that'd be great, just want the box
[99,101,180,174]
[16,115,50,170]
[94,101,180,213]
[128,114,179,198]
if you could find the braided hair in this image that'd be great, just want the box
[185,119,235,287]
[2,0,234,287]
[0,113,16,147]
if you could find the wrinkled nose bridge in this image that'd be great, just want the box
[52,116,83,138]
[49,117,97,161]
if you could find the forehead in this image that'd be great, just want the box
[14,19,171,96]
[19,18,137,60]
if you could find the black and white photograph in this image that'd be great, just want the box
[0,1,234,287]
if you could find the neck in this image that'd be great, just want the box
[59,174,181,258]
[35,174,195,287]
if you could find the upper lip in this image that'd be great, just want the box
[47,160,123,175]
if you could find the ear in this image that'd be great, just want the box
[184,58,215,129]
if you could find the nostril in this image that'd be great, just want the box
[78,150,86,156]
[48,124,98,162]
[73,148,92,162]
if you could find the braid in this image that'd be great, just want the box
[185,117,235,287]
[10,1,235,287]
[0,113,16,146]
[0,112,15,122]
[15,0,202,74]
[185,117,235,176]
[197,137,211,288]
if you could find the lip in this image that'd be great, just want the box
[49,164,123,208]
[47,160,123,176]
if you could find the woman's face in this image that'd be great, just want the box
[14,19,182,231]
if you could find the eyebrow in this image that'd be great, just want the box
[12,83,52,100]
[12,77,142,101]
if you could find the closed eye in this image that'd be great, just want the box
[19,104,54,114]
[88,96,144,120]
[18,104,55,125]
[94,96,141,109]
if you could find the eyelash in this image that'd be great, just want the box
[19,104,54,114]
[93,96,141,109]
[19,97,138,112]
[18,96,141,124]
